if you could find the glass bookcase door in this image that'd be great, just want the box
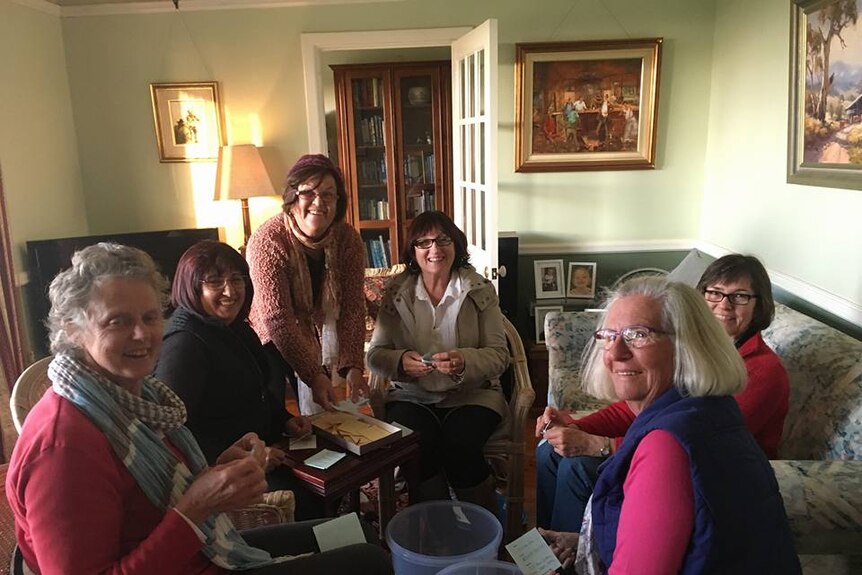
[399,74,437,221]
[351,75,390,223]
[361,228,392,269]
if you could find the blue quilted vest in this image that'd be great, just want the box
[592,388,800,574]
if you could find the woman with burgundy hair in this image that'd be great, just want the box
[246,154,367,414]
[155,240,322,520]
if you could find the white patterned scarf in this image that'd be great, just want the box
[48,353,295,570]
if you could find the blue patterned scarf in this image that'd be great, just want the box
[49,353,294,570]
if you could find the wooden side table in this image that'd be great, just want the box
[527,342,549,416]
[278,432,421,537]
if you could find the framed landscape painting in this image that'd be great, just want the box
[789,0,862,190]
[150,82,224,162]
[515,38,662,172]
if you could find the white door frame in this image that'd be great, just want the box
[301,27,471,153]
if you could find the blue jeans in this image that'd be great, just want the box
[535,440,605,532]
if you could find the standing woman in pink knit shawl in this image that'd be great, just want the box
[246,154,367,414]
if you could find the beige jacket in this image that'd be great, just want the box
[366,267,509,417]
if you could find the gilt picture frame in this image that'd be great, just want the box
[150,82,224,162]
[515,38,662,172]
[788,0,862,190]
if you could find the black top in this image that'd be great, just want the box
[154,305,288,464]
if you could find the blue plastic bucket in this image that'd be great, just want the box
[386,501,503,575]
[437,559,524,575]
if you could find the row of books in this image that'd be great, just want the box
[358,199,390,220]
[406,191,435,218]
[403,153,435,184]
[352,78,382,108]
[357,158,387,186]
[357,115,385,146]
[365,235,391,269]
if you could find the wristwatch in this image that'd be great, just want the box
[599,438,612,458]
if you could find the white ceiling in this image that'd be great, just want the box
[28,0,401,16]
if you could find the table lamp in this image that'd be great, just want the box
[214,144,277,251]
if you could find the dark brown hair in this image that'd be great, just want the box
[400,211,470,275]
[281,154,348,223]
[695,254,774,332]
[171,240,252,322]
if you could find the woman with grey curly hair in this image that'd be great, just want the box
[6,242,391,575]
[538,277,799,574]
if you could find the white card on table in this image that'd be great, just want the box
[505,528,562,575]
[388,420,414,436]
[312,512,367,552]
[289,434,317,450]
[304,448,346,470]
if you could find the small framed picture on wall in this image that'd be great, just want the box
[535,305,563,344]
[534,259,565,299]
[567,262,597,299]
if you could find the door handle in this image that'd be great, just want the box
[497,265,507,278]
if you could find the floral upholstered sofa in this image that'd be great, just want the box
[544,303,862,572]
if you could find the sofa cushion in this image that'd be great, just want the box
[363,264,405,338]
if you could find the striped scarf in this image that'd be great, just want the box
[49,353,294,570]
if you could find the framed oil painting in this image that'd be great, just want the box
[150,82,224,162]
[515,38,662,172]
[567,262,597,299]
[534,259,565,299]
[788,0,862,190]
[535,304,563,344]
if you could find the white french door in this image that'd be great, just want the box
[451,19,499,284]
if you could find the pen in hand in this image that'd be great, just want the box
[540,419,553,435]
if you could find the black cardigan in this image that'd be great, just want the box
[154,306,288,464]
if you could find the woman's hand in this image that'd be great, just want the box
[535,406,569,437]
[538,528,579,570]
[264,446,288,472]
[175,457,267,525]
[544,425,606,458]
[401,350,434,378]
[309,373,337,411]
[346,367,369,402]
[431,349,466,378]
[286,415,312,438]
[216,432,267,468]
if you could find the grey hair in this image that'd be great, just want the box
[46,242,169,354]
[580,276,746,402]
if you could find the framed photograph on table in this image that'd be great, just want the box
[514,38,662,172]
[567,262,597,299]
[150,82,224,162]
[535,305,563,344]
[788,0,862,190]
[534,259,565,299]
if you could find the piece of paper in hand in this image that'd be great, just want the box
[312,512,367,552]
[505,528,562,575]
[289,434,317,450]
[304,449,346,470]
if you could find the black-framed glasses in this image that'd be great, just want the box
[201,274,247,290]
[593,325,673,350]
[296,188,339,204]
[703,289,757,306]
[413,235,453,249]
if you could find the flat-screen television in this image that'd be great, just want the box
[26,228,220,357]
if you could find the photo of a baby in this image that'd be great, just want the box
[567,262,597,299]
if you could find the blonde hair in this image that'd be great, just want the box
[580,276,746,402]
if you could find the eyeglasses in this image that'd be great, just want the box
[703,289,757,306]
[413,235,453,249]
[296,188,339,204]
[201,274,247,290]
[593,325,673,350]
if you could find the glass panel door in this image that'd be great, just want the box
[351,75,390,223]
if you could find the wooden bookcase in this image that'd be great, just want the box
[332,61,452,266]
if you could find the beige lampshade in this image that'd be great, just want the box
[214,144,276,201]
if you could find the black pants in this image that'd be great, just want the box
[241,518,392,575]
[385,401,500,488]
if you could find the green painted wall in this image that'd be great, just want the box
[0,2,87,268]
[704,0,862,308]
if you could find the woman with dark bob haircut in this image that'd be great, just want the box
[156,240,323,520]
[367,211,509,516]
[247,154,367,414]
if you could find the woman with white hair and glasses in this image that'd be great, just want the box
[5,243,391,575]
[539,277,799,574]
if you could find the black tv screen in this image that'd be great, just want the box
[26,228,220,357]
